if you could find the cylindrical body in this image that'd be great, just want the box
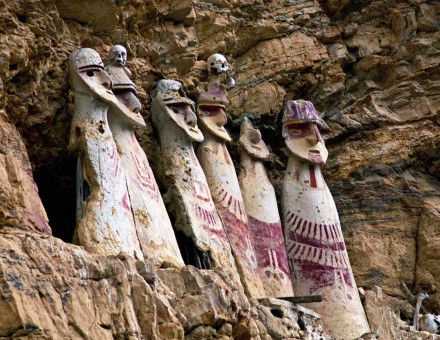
[282,156,370,339]
[198,136,265,298]
[108,113,184,267]
[239,152,294,297]
[73,95,142,258]
[157,127,240,278]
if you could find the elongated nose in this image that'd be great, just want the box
[217,110,227,126]
[305,132,319,145]
[184,107,197,127]
[100,71,112,89]
[126,92,142,113]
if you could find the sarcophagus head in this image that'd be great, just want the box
[282,100,329,164]
[239,117,270,160]
[68,48,114,101]
[151,80,203,142]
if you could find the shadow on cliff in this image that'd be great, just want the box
[34,156,77,242]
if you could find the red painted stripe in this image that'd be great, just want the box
[300,220,308,235]
[328,224,336,240]
[332,224,341,241]
[307,221,314,238]
[291,233,346,251]
[294,218,303,232]
[312,223,318,239]
[299,245,307,257]
[309,165,317,188]
[227,196,233,207]
[290,215,298,228]
[222,144,231,165]
[334,224,342,240]
[294,244,303,256]
[306,246,313,258]
[324,224,329,240]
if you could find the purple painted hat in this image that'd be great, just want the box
[282,100,329,130]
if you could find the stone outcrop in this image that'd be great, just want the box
[0,114,50,235]
[0,227,329,339]
[0,0,439,338]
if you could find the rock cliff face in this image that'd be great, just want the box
[0,0,439,339]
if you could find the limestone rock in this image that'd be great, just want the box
[0,227,325,339]
[364,287,440,340]
[0,116,50,235]
[415,199,440,311]
[0,0,439,337]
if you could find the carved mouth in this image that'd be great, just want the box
[309,150,320,154]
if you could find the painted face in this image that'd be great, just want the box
[109,45,127,66]
[282,122,328,164]
[198,104,231,142]
[239,118,269,160]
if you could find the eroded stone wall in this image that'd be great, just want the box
[0,0,439,338]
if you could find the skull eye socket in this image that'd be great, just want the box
[211,62,215,65]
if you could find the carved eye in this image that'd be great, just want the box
[289,129,301,135]
[86,70,95,77]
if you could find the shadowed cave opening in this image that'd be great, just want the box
[34,155,77,243]
[34,150,217,270]
[174,230,212,269]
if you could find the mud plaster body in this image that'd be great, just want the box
[69,48,142,257]
[106,58,184,268]
[238,120,293,298]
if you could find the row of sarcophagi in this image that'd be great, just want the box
[68,46,370,339]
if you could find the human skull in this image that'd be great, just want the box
[109,45,127,66]
[207,53,229,75]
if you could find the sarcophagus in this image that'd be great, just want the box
[281,100,370,339]
[68,48,142,257]
[105,45,184,268]
[197,54,265,298]
[238,117,294,298]
[151,80,240,283]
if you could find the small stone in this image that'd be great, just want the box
[343,23,359,38]
[218,323,233,336]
